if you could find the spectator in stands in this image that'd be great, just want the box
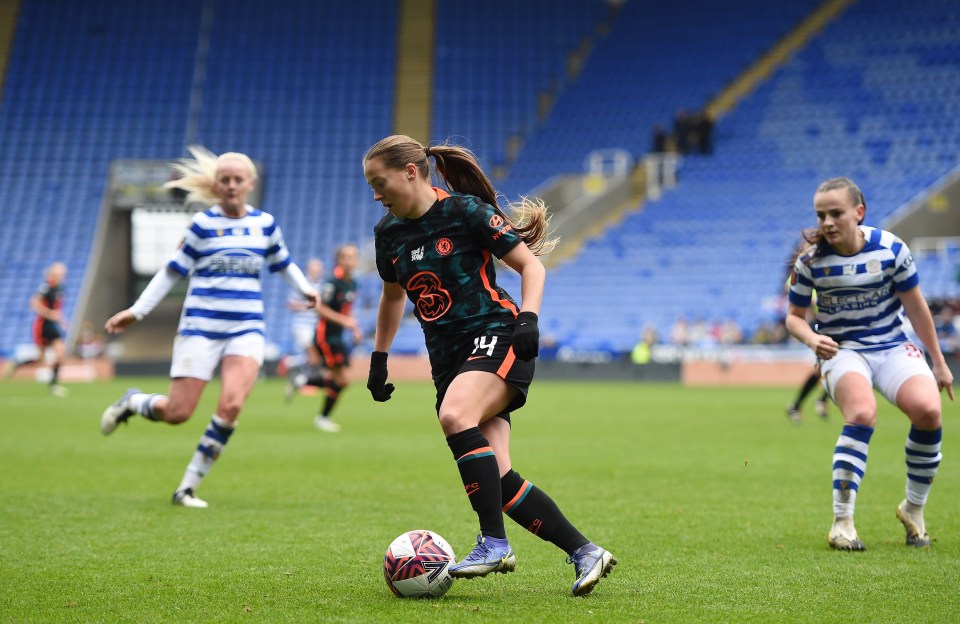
[690,317,713,348]
[284,257,324,377]
[75,321,106,360]
[719,318,743,345]
[362,134,616,596]
[287,244,364,432]
[538,332,559,360]
[695,110,714,155]
[750,321,775,345]
[673,109,692,155]
[99,146,318,509]
[5,262,70,396]
[786,176,953,552]
[769,319,789,344]
[669,315,690,346]
[933,301,958,355]
[648,123,671,188]
[651,124,669,154]
[631,323,659,365]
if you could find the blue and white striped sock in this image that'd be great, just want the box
[177,415,235,493]
[832,424,874,517]
[129,393,163,421]
[905,426,942,506]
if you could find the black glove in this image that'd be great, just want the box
[512,311,540,361]
[367,351,395,402]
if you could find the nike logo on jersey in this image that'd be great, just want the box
[467,355,485,361]
[391,256,399,264]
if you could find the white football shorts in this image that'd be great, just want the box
[170,332,265,381]
[820,342,934,405]
[291,324,315,352]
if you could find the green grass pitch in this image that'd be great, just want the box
[1,378,958,623]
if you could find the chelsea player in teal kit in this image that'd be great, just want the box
[363,135,616,596]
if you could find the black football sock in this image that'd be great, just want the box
[446,427,505,539]
[321,382,343,417]
[501,469,589,555]
[792,371,821,408]
[304,374,327,388]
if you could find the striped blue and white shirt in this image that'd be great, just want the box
[789,226,919,351]
[167,205,293,340]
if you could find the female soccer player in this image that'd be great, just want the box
[100,146,318,508]
[786,290,829,424]
[285,257,324,378]
[785,366,830,424]
[8,262,70,396]
[287,244,364,432]
[362,135,616,596]
[786,177,953,550]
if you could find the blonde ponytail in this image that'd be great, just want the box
[163,145,257,206]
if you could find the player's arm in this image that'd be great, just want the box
[785,304,838,360]
[368,281,405,402]
[500,243,544,315]
[501,242,545,360]
[318,302,364,342]
[287,296,312,312]
[373,281,406,352]
[30,293,60,322]
[279,263,318,308]
[317,302,359,330]
[105,267,179,334]
[899,285,954,399]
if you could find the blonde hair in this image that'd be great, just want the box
[163,145,257,206]
[364,135,557,256]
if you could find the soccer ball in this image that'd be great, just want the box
[383,530,456,598]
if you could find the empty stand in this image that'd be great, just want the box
[1,0,957,359]
[523,0,960,351]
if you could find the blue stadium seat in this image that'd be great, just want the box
[2,0,957,356]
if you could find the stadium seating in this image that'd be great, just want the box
[192,0,397,357]
[1,0,957,359]
[520,0,960,351]
[0,0,396,357]
[497,0,825,199]
[916,244,960,301]
[432,0,608,172]
[0,0,199,355]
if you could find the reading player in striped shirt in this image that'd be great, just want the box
[786,177,953,551]
[99,146,318,508]
[363,135,616,596]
